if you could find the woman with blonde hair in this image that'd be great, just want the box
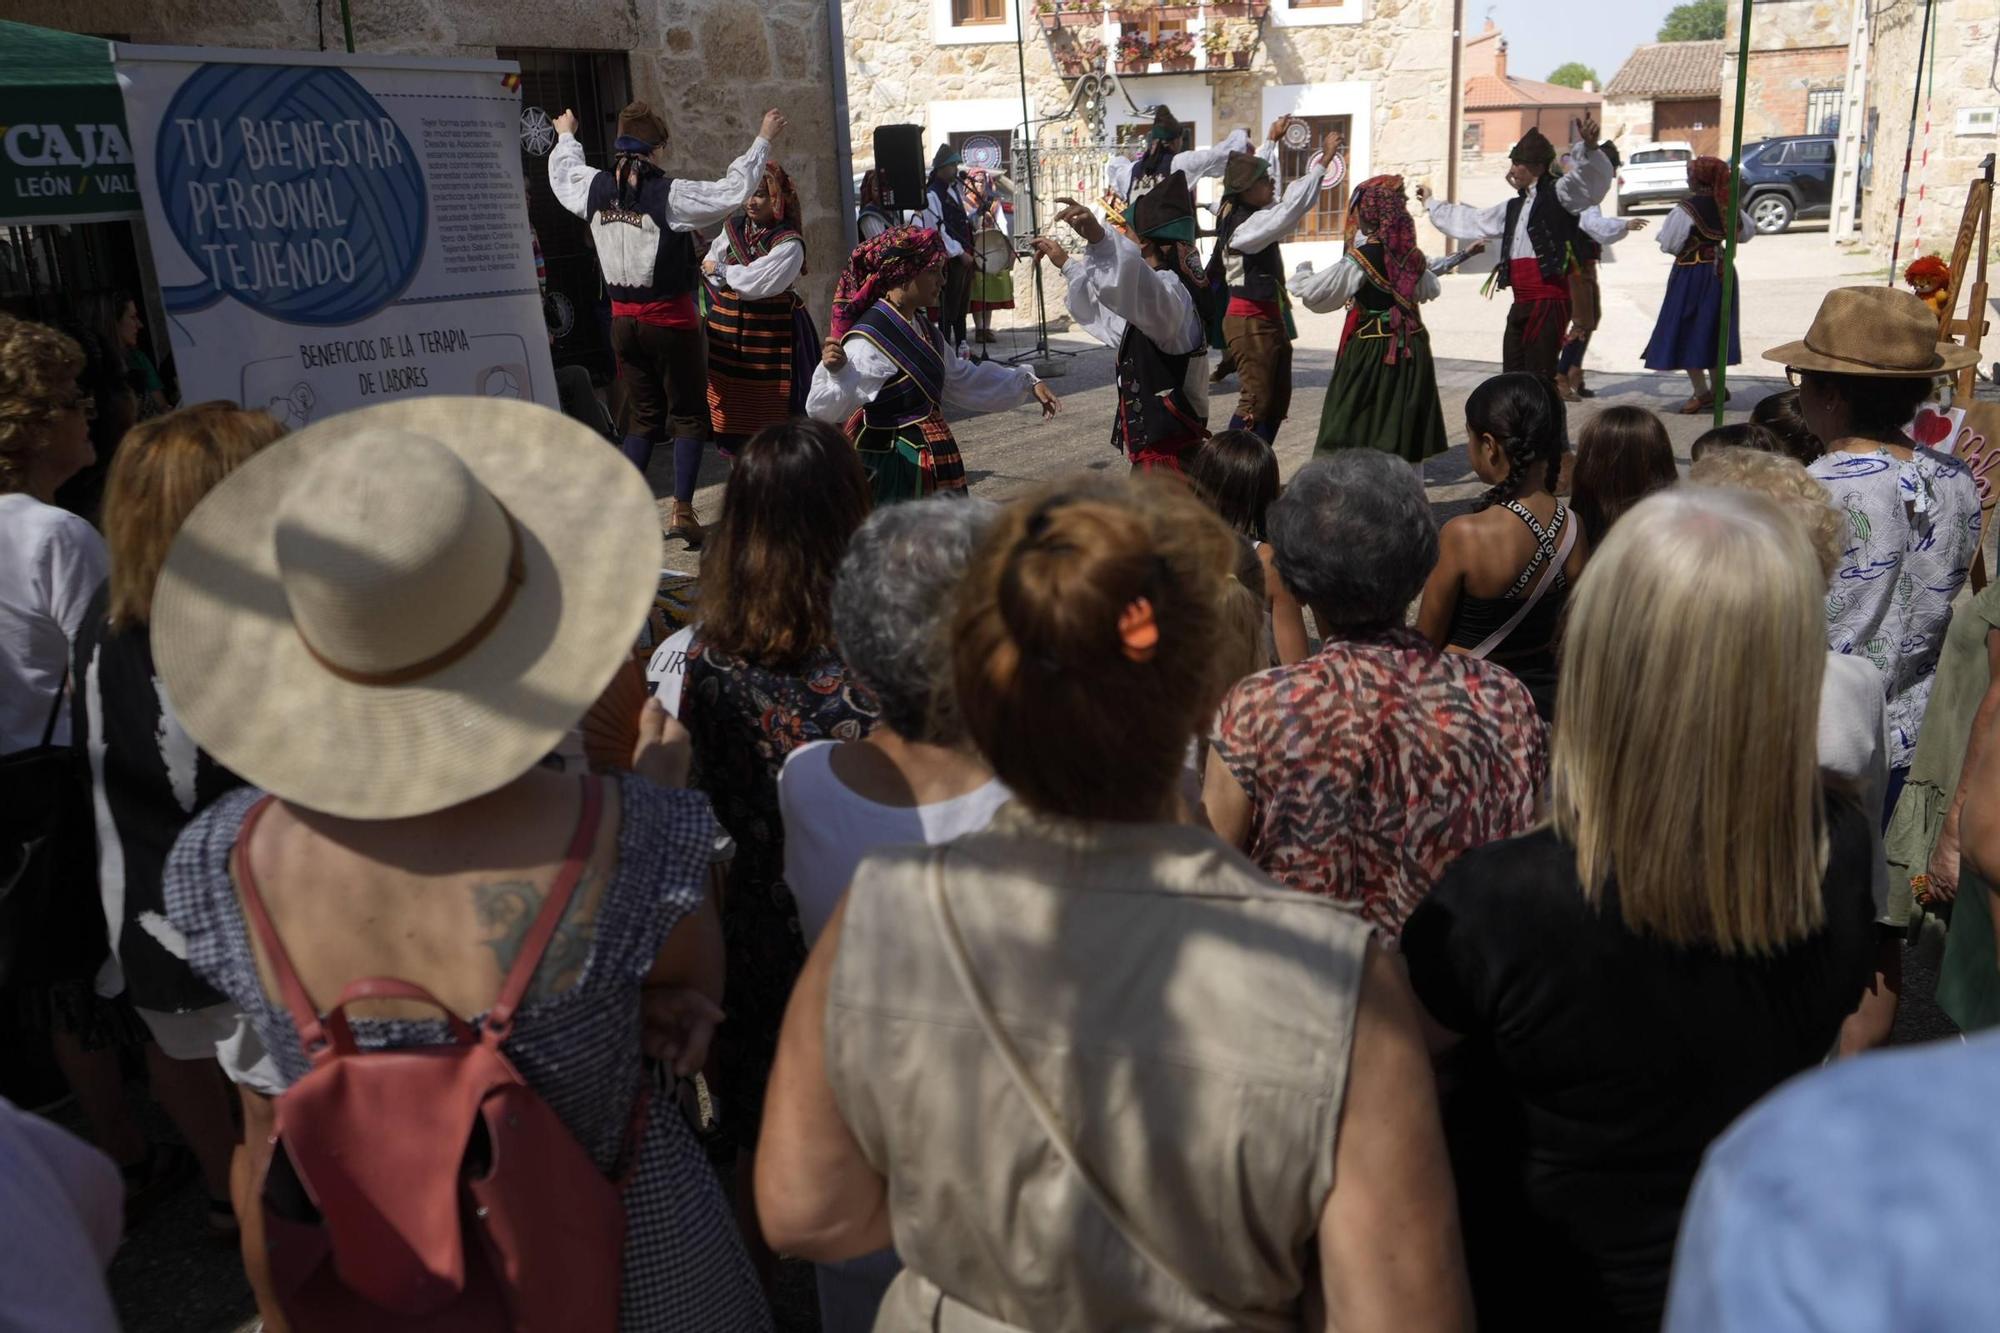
[1401,485,1878,1333]
[756,472,1471,1332]
[70,403,286,1234]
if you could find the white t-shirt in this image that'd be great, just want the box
[0,493,108,752]
[645,623,697,718]
[777,739,1012,945]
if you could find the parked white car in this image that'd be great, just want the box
[1615,141,1695,213]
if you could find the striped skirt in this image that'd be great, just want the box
[706,289,819,443]
[844,409,966,506]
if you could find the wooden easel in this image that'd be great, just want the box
[1943,156,1997,589]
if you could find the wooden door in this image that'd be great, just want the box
[1654,98,1722,157]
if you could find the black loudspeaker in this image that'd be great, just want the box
[874,124,929,212]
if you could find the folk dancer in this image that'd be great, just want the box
[1557,143,1648,401]
[965,169,1017,348]
[1206,117,1338,445]
[1104,106,1250,212]
[703,162,817,454]
[1641,155,1755,414]
[808,226,1059,505]
[1037,174,1213,473]
[1292,175,1470,465]
[856,168,896,243]
[1419,120,1612,388]
[918,144,977,356]
[549,101,787,549]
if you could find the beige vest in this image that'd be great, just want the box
[825,804,1370,1332]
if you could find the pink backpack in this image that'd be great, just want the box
[234,776,645,1331]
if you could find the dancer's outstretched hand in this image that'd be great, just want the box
[760,109,789,142]
[1052,198,1105,245]
[1034,383,1061,418]
[1031,236,1071,269]
[553,109,579,137]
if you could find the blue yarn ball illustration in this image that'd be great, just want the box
[157,64,427,326]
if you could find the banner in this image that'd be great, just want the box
[0,22,139,224]
[114,47,555,421]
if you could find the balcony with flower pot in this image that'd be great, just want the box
[1053,32,1107,76]
[1034,0,1107,32]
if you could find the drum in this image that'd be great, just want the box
[974,227,1016,275]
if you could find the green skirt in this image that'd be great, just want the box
[1314,321,1447,464]
[848,412,966,507]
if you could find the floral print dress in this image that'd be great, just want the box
[682,641,878,1151]
[1811,446,1982,769]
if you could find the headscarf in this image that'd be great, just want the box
[1687,155,1735,208]
[831,225,946,338]
[613,101,670,210]
[741,162,807,274]
[1351,174,1425,304]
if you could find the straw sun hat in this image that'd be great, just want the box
[152,396,662,820]
[1765,285,1978,377]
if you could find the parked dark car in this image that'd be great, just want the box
[1738,136,1837,234]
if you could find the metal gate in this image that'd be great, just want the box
[500,47,632,384]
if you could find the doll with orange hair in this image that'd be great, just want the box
[1905,255,1953,319]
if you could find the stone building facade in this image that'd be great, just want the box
[12,0,851,367]
[1721,0,1849,143]
[1458,20,1601,160]
[839,0,1458,282]
[1601,40,1723,155]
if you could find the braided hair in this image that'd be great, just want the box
[1466,372,1567,509]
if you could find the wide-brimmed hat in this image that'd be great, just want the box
[1765,286,1978,377]
[152,397,662,820]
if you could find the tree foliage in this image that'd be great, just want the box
[1658,0,1726,42]
[1547,62,1599,89]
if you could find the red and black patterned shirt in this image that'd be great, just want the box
[1210,628,1547,935]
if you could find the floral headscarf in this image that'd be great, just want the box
[831,225,947,338]
[1351,175,1425,304]
[744,162,807,274]
[1687,156,1735,208]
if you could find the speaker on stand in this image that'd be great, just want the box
[873,124,930,216]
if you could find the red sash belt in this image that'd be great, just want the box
[1507,258,1570,304]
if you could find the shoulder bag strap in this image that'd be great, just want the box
[1468,505,1579,661]
[923,849,1248,1326]
[487,774,604,1039]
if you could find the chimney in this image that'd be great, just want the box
[1582,79,1596,92]
[1482,17,1496,33]
[1495,38,1508,80]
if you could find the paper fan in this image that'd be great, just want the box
[581,658,647,773]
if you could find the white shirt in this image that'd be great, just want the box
[0,492,107,751]
[546,131,771,234]
[1656,203,1756,253]
[777,740,1012,944]
[1819,651,1893,921]
[703,231,805,300]
[645,623,697,717]
[1106,128,1251,201]
[806,314,1040,423]
[1577,206,1634,262]
[1059,231,1209,419]
[1224,142,1326,255]
[1288,236,1445,314]
[1426,141,1615,252]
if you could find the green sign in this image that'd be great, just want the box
[0,22,139,224]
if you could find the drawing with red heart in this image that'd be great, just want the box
[1911,408,1955,447]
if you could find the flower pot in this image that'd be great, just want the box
[1117,57,1149,73]
[1160,56,1195,71]
[1231,48,1251,68]
[1245,0,1269,16]
[1207,1,1248,14]
[1038,12,1062,29]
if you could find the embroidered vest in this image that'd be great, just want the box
[850,303,947,431]
[1209,205,1284,304]
[932,180,972,247]
[1673,196,1729,268]
[1112,291,1208,463]
[1496,181,1582,289]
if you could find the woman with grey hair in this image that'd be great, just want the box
[1202,451,1547,935]
[776,494,1011,1331]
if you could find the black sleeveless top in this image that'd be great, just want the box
[1446,501,1572,720]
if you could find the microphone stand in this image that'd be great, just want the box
[1004,0,1073,374]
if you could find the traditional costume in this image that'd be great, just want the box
[1426,127,1613,386]
[856,169,897,243]
[1206,143,1328,444]
[704,163,817,452]
[1056,173,1213,472]
[1104,107,1250,210]
[1641,155,1754,404]
[550,100,771,547]
[965,169,1016,345]
[1557,202,1638,400]
[920,145,976,353]
[807,226,1042,504]
[1291,175,1448,464]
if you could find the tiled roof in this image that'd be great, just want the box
[1464,74,1605,110]
[1603,40,1725,99]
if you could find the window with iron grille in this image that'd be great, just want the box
[1806,87,1842,137]
[1277,114,1352,242]
[499,47,633,383]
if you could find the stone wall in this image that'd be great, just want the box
[1721,0,1849,146]
[12,0,849,318]
[1860,0,2000,272]
[1604,94,1656,143]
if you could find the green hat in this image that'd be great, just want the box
[1132,172,1197,243]
[1222,151,1269,197]
[1147,106,1182,144]
[932,143,962,172]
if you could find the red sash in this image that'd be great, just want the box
[1507,257,1570,304]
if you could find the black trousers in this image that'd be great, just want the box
[611,317,710,442]
[940,257,973,349]
[1503,299,1568,388]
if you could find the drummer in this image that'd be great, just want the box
[966,168,1017,351]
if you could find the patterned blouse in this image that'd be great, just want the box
[681,641,878,1150]
[1810,446,1982,769]
[1210,628,1548,935]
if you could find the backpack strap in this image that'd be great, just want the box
[485,775,605,1041]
